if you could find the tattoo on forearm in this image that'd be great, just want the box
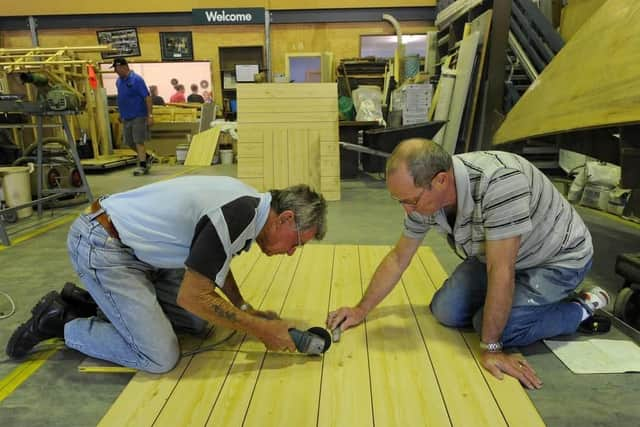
[213,304,238,323]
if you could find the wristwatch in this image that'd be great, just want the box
[480,341,503,353]
[240,302,253,312]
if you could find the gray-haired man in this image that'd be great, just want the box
[7,177,327,373]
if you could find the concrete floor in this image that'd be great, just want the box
[0,163,639,426]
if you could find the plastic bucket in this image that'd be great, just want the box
[220,149,234,165]
[176,143,190,164]
[0,165,34,219]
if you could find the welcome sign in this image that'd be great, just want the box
[192,8,266,25]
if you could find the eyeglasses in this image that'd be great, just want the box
[395,187,426,207]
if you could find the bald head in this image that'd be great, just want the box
[386,138,452,188]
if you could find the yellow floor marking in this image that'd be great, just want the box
[0,345,60,402]
[0,213,76,251]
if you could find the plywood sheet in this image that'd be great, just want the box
[494,0,640,145]
[184,126,221,166]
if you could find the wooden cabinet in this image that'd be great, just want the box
[218,46,264,120]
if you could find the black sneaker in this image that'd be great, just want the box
[61,282,97,318]
[6,291,75,359]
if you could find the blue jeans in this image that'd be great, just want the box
[64,214,207,373]
[429,257,592,347]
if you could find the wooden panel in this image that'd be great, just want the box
[239,98,337,113]
[242,245,334,427]
[263,128,274,189]
[494,0,640,145]
[238,111,337,124]
[307,130,321,191]
[320,140,339,157]
[184,126,220,166]
[239,177,264,191]
[237,142,263,159]
[560,0,607,41]
[403,251,507,427]
[321,176,340,190]
[97,357,191,427]
[287,128,309,185]
[321,191,340,201]
[273,128,289,188]
[318,245,374,427]
[237,127,264,143]
[416,247,545,427]
[320,157,340,177]
[359,246,451,427]
[237,83,337,99]
[319,125,339,142]
[237,157,263,178]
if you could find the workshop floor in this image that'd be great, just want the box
[0,163,639,426]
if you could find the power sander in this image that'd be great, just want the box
[288,327,332,355]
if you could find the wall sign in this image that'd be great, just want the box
[96,28,141,59]
[192,8,265,25]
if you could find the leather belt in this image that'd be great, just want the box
[87,199,120,240]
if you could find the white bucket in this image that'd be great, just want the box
[0,164,34,219]
[176,143,190,164]
[220,149,234,165]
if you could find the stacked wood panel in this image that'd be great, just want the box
[236,83,340,201]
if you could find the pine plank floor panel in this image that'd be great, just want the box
[241,245,335,427]
[401,248,507,427]
[205,251,303,427]
[98,245,543,427]
[318,245,374,427]
[416,247,545,427]
[359,245,451,427]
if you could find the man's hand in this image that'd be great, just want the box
[254,319,296,352]
[147,116,154,126]
[480,351,543,390]
[326,306,367,331]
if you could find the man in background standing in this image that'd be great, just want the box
[113,57,154,176]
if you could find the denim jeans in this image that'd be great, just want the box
[429,257,592,347]
[64,214,207,373]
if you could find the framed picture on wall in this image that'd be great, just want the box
[97,28,141,59]
[160,32,194,61]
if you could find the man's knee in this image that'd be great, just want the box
[430,289,469,328]
[141,337,180,374]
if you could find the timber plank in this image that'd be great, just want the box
[185,126,220,166]
[97,357,191,427]
[359,246,451,427]
[416,247,544,427]
[402,251,507,427]
[318,245,374,427]
[239,98,337,113]
[242,245,334,427]
[237,83,338,99]
[206,252,302,427]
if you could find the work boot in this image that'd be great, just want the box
[132,165,146,176]
[144,153,155,173]
[5,291,77,359]
[60,282,97,318]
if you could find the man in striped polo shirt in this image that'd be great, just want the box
[328,138,608,389]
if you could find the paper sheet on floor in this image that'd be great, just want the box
[544,339,640,374]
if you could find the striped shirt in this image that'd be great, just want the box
[404,151,593,270]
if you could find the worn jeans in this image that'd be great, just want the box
[64,213,207,373]
[429,257,592,347]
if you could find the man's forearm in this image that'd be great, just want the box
[145,96,153,116]
[481,264,515,343]
[220,271,244,308]
[179,288,265,336]
[358,250,407,313]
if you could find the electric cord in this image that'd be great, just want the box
[180,330,237,357]
[0,290,16,319]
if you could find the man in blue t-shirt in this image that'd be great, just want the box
[113,57,155,176]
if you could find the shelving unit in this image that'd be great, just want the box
[218,46,265,120]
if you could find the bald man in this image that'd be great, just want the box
[328,138,607,389]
